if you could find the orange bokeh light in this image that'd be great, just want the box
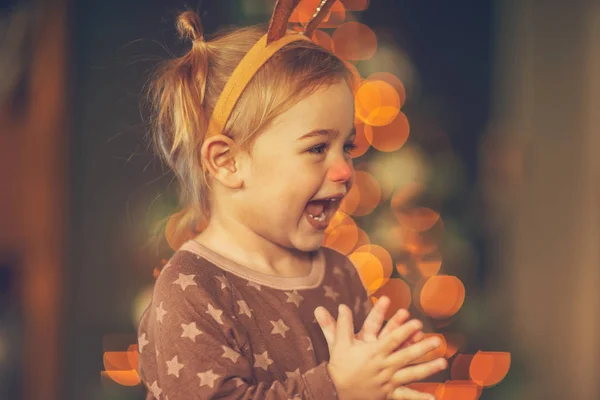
[396,207,440,232]
[323,215,359,255]
[439,381,482,400]
[354,244,393,288]
[349,251,384,295]
[310,29,333,51]
[349,171,381,216]
[470,351,511,388]
[370,278,412,319]
[345,62,363,94]
[355,80,400,126]
[419,275,465,319]
[318,0,346,29]
[406,383,445,398]
[366,72,406,108]
[418,250,443,277]
[340,0,370,11]
[349,227,370,253]
[332,21,377,61]
[363,111,410,152]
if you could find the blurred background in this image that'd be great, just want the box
[1,0,599,399]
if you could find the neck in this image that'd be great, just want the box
[193,211,314,278]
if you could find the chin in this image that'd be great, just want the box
[293,235,325,253]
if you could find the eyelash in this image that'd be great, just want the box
[309,142,358,155]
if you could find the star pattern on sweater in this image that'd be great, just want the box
[215,275,229,290]
[173,273,197,291]
[323,285,340,301]
[237,300,252,319]
[254,350,274,371]
[306,337,314,353]
[198,369,220,388]
[333,266,344,278]
[221,345,241,363]
[181,321,202,342]
[149,381,162,398]
[354,297,361,315]
[156,302,167,323]
[166,355,184,377]
[247,281,262,291]
[284,290,304,307]
[270,319,290,338]
[138,333,149,353]
[285,368,300,379]
[206,303,224,325]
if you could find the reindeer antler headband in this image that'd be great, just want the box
[204,0,337,140]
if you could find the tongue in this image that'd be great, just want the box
[306,200,326,216]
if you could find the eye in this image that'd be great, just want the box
[308,144,327,154]
[344,141,358,154]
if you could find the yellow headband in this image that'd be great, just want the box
[205,32,312,140]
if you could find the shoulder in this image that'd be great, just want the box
[152,248,235,312]
[320,246,359,278]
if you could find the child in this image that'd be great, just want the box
[137,4,446,399]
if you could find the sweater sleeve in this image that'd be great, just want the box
[138,266,339,400]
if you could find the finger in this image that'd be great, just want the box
[390,357,447,387]
[387,386,436,400]
[379,308,410,338]
[398,330,425,351]
[385,336,442,369]
[358,295,391,342]
[336,304,354,346]
[379,319,423,356]
[314,307,336,348]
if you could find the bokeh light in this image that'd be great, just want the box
[355,80,400,126]
[369,277,411,318]
[417,275,465,319]
[332,21,377,60]
[363,111,410,152]
[470,351,511,388]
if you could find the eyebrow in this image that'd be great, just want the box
[297,127,356,141]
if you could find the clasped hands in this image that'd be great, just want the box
[314,296,446,400]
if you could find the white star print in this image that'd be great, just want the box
[237,300,252,319]
[138,333,149,353]
[166,355,184,377]
[215,275,229,290]
[324,285,340,301]
[306,337,314,352]
[149,381,162,398]
[197,369,220,388]
[285,290,304,307]
[206,303,224,325]
[181,321,202,342]
[253,351,273,371]
[173,273,197,291]
[247,281,261,291]
[270,319,290,338]
[156,301,167,323]
[221,345,241,363]
[333,266,344,278]
[286,368,300,379]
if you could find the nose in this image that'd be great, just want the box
[327,157,353,184]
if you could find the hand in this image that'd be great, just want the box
[315,298,446,400]
[317,304,444,400]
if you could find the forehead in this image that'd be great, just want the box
[260,81,355,141]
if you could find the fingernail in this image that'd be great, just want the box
[338,304,343,313]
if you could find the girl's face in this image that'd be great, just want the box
[234,80,356,252]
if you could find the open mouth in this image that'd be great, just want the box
[303,195,343,230]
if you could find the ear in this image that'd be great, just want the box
[200,135,244,189]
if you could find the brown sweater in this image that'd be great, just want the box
[137,240,372,400]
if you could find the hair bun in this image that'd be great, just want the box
[177,11,204,42]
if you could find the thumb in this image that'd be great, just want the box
[314,306,336,351]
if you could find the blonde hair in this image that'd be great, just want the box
[147,10,353,246]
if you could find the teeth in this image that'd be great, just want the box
[308,212,326,221]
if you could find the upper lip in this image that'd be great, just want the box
[312,192,345,202]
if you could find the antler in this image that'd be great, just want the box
[267,0,303,44]
[303,0,337,38]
